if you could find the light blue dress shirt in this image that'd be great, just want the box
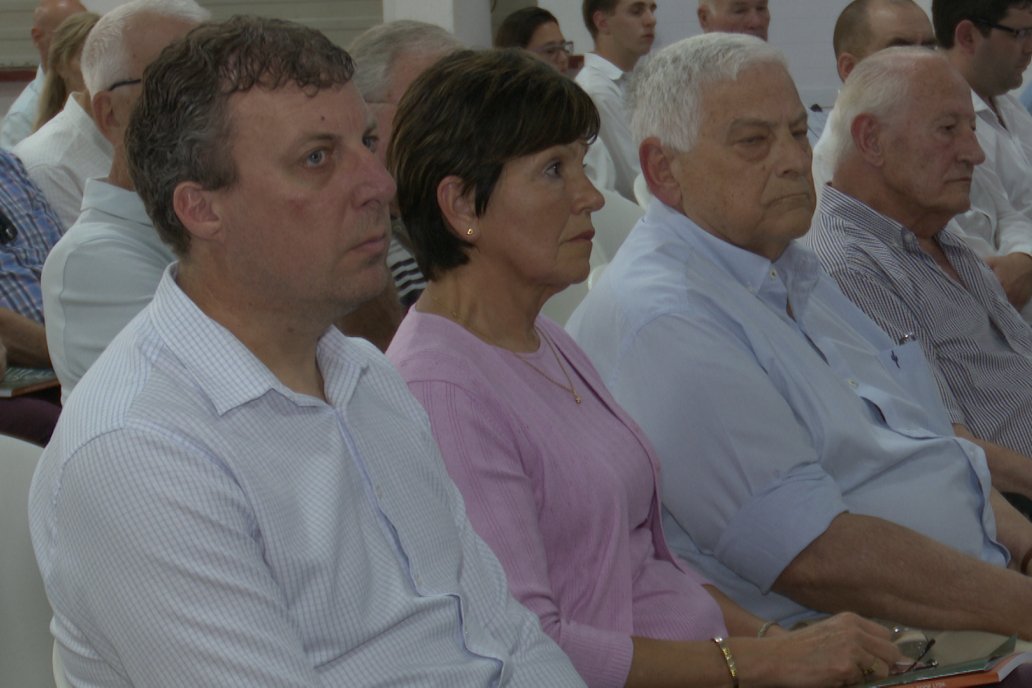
[567,201,1008,625]
[30,267,585,687]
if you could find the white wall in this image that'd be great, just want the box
[384,0,491,47]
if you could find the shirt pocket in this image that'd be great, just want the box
[853,341,948,439]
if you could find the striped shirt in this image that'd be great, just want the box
[807,185,1032,457]
[388,219,426,309]
[0,149,63,321]
[30,266,585,688]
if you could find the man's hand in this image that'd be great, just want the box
[985,252,1032,309]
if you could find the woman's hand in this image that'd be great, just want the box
[735,612,904,688]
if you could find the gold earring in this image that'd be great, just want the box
[466,227,474,236]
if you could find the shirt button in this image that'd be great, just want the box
[769,269,777,279]
[847,378,859,388]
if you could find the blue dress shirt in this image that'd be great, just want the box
[30,267,585,687]
[0,149,63,321]
[567,201,1008,625]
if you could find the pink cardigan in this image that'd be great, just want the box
[388,311,727,688]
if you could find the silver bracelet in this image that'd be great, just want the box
[757,620,776,637]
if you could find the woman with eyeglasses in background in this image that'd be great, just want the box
[495,7,574,74]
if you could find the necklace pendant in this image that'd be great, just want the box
[574,394,582,405]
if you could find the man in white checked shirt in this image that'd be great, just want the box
[28,16,586,688]
[807,47,1032,516]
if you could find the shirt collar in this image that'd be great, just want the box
[971,87,1001,124]
[583,52,626,82]
[648,200,822,310]
[820,184,966,252]
[147,266,369,415]
[80,178,153,226]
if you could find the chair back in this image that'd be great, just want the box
[0,434,53,688]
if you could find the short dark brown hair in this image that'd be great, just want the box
[583,0,620,39]
[495,7,560,48]
[932,0,1032,49]
[388,49,599,281]
[126,15,355,256]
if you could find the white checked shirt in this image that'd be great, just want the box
[30,267,585,688]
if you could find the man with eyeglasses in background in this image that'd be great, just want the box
[934,0,1032,316]
[41,0,208,402]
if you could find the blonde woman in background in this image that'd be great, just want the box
[34,11,99,130]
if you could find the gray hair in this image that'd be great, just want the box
[824,46,942,175]
[81,0,209,97]
[349,20,462,103]
[629,32,785,152]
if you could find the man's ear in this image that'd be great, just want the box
[640,137,683,209]
[697,5,711,32]
[593,9,610,36]
[436,175,479,243]
[91,91,120,145]
[837,52,858,82]
[954,19,981,54]
[851,113,885,165]
[172,181,222,244]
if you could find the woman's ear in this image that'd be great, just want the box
[436,175,479,242]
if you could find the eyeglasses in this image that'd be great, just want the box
[971,18,1032,41]
[106,78,142,92]
[532,41,574,59]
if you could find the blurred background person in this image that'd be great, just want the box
[495,6,573,74]
[387,48,902,688]
[344,20,461,349]
[1,0,86,150]
[33,11,100,131]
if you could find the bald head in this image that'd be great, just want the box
[32,0,87,69]
[833,0,935,81]
[697,0,770,41]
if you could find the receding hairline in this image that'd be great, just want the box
[834,0,928,59]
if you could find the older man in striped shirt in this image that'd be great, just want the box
[808,46,1032,514]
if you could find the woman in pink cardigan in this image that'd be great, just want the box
[385,48,901,688]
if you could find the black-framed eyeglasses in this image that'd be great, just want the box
[106,78,142,92]
[532,40,575,58]
[971,18,1032,40]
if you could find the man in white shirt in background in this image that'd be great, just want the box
[936,0,1032,317]
[0,0,85,151]
[575,0,656,201]
[41,0,208,403]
